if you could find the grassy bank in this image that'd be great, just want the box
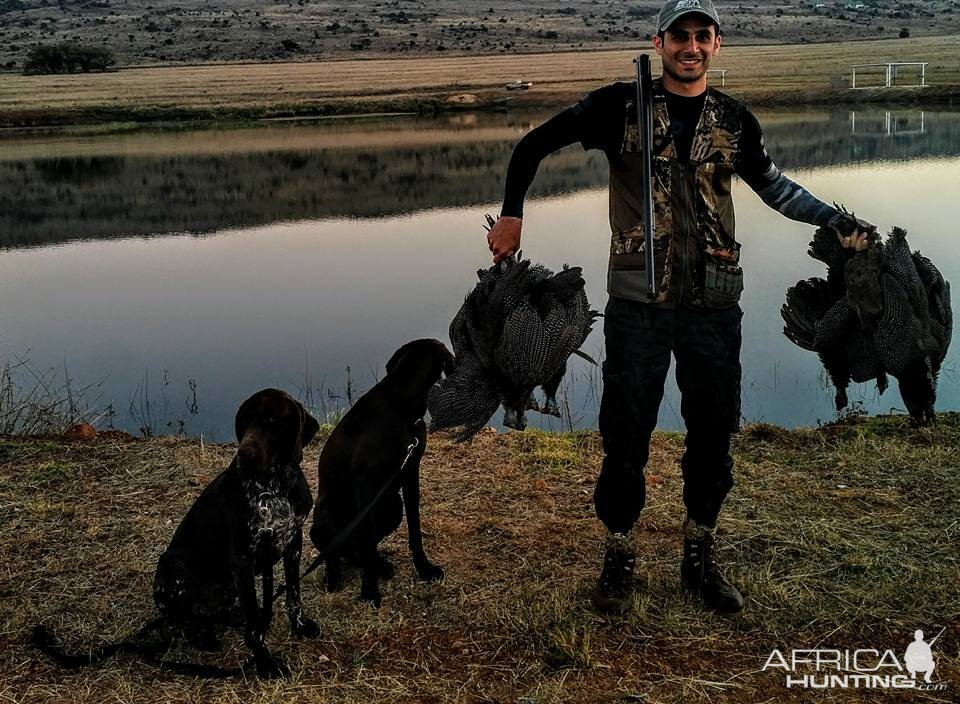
[1,414,958,703]
[2,36,959,128]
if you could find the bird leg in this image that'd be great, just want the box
[538,365,566,418]
[503,402,528,431]
[834,387,848,412]
[876,372,888,395]
[540,397,561,418]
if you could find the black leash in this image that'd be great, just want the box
[274,419,424,597]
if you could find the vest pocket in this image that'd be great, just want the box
[703,260,743,308]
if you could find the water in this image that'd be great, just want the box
[0,108,957,439]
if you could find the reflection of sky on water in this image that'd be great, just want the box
[510,156,960,431]
[1,155,956,439]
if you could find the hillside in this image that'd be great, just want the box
[1,0,958,71]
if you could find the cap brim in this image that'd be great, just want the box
[659,10,721,32]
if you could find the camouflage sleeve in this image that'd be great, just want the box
[736,108,840,229]
[500,83,625,218]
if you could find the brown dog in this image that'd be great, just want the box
[152,388,320,677]
[35,388,320,679]
[309,339,453,607]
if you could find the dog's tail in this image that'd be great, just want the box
[32,620,252,678]
[32,618,165,667]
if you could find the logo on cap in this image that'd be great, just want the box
[676,0,702,9]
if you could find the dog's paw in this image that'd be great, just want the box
[416,562,445,583]
[325,570,345,593]
[359,587,382,608]
[293,616,321,639]
[255,652,290,679]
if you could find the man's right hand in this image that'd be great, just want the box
[830,208,875,253]
[487,216,522,263]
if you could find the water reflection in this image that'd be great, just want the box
[0,108,957,439]
[849,110,926,137]
[3,108,960,250]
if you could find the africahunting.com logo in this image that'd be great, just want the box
[763,628,948,691]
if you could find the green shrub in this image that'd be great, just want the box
[22,42,115,75]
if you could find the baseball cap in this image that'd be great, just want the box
[657,0,722,32]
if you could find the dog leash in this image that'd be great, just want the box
[274,419,425,596]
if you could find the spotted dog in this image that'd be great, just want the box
[35,388,320,679]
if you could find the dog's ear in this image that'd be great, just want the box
[438,342,455,377]
[298,403,320,448]
[234,391,260,443]
[385,342,413,376]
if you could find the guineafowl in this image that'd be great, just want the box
[781,218,952,426]
[428,244,600,442]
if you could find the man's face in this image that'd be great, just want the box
[653,16,721,84]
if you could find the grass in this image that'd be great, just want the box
[1,413,958,703]
[2,35,959,128]
[0,358,106,437]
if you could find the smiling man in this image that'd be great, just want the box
[486,0,871,615]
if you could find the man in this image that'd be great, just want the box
[486,0,870,615]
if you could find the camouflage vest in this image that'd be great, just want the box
[607,79,745,308]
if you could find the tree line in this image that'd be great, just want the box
[22,42,115,75]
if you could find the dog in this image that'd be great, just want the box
[309,339,453,607]
[35,388,320,679]
[153,387,321,677]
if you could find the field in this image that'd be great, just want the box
[2,415,958,703]
[2,34,960,127]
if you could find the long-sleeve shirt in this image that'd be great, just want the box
[501,82,842,232]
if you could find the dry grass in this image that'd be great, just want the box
[2,36,959,127]
[1,414,959,703]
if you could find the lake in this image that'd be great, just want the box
[0,107,957,440]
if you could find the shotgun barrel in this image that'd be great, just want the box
[633,53,656,299]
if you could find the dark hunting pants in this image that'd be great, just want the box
[594,296,743,532]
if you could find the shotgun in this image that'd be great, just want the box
[633,53,656,299]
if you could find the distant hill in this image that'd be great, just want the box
[1,1,957,71]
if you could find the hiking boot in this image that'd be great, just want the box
[680,519,745,614]
[592,532,636,614]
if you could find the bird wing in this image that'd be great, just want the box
[426,354,502,442]
[912,250,953,367]
[448,301,472,357]
[872,271,923,375]
[883,227,928,321]
[782,278,833,351]
[808,226,852,298]
[496,302,551,387]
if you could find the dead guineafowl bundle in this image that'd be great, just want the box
[428,251,600,441]
[781,216,951,426]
